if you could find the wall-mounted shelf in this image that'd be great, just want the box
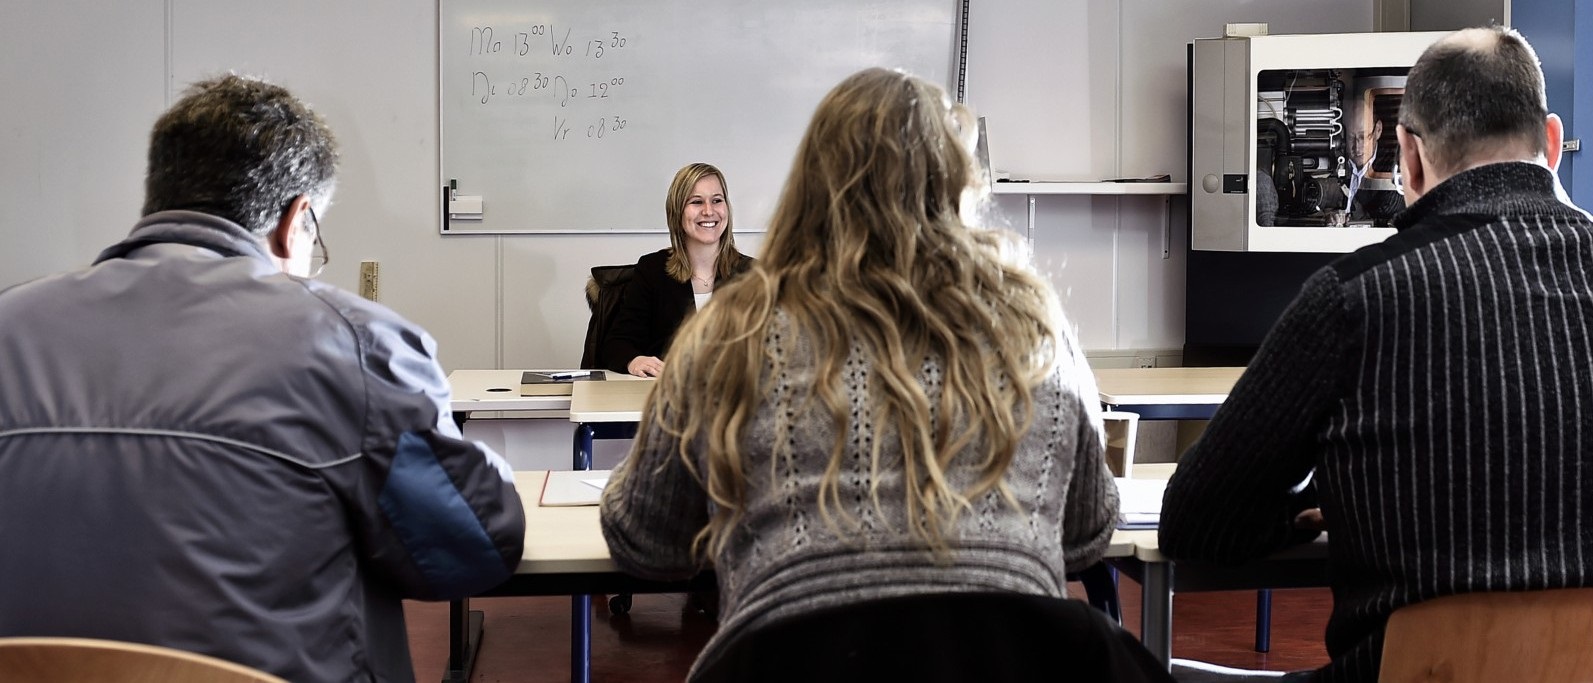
[992,182,1187,258]
[992,181,1187,195]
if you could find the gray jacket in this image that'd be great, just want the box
[0,211,525,682]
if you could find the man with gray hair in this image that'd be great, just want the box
[0,74,525,683]
[1161,26,1590,682]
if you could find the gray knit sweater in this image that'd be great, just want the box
[600,310,1118,677]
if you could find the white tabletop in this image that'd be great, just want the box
[1093,367,1245,406]
[512,377,1188,573]
[1129,533,1329,564]
[512,469,1147,577]
[569,379,656,423]
[516,470,622,574]
[448,369,636,414]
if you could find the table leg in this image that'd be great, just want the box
[1076,562,1123,624]
[569,424,595,683]
[571,594,592,683]
[1141,561,1174,669]
[443,598,483,683]
[444,408,482,683]
[574,423,595,470]
[1255,589,1273,652]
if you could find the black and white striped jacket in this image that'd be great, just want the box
[1161,162,1593,683]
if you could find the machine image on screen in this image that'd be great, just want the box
[1254,68,1408,228]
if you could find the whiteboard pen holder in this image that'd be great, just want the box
[449,195,484,220]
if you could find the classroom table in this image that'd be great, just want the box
[560,379,655,683]
[1093,366,1244,420]
[449,472,716,683]
[1092,366,1330,669]
[1111,535,1331,668]
[569,378,654,469]
[443,370,634,683]
[447,369,640,417]
[447,368,1265,681]
[454,469,1146,683]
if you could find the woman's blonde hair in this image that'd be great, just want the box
[663,162,743,282]
[647,68,1062,558]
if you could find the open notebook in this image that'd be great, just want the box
[1114,477,1167,530]
[539,469,612,507]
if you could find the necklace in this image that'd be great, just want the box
[693,273,714,291]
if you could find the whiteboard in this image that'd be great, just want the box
[438,0,960,233]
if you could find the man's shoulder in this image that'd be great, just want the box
[1328,213,1499,283]
[299,281,436,349]
[0,269,77,310]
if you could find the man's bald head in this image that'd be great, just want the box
[1399,26,1548,177]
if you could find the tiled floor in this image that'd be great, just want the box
[404,578,1333,682]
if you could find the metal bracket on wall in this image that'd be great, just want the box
[1027,195,1036,243]
[1162,195,1172,260]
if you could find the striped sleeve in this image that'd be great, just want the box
[1159,267,1351,562]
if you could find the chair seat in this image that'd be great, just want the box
[0,637,286,683]
[1379,588,1593,683]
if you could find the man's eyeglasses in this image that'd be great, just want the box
[305,205,330,279]
[1391,124,1422,196]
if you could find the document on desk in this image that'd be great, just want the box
[1115,477,1167,529]
[540,469,613,507]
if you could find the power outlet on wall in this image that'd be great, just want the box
[359,260,380,301]
[1134,355,1158,368]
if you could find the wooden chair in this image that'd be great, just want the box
[1379,588,1593,682]
[0,637,286,683]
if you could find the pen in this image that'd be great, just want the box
[547,370,593,380]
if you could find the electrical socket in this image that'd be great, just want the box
[1134,355,1157,368]
[359,260,380,301]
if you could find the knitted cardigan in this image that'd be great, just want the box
[601,310,1119,678]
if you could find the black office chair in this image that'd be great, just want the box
[580,264,636,371]
[580,265,639,615]
[695,592,1173,683]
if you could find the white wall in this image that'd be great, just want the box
[967,0,1373,351]
[0,0,167,295]
[1,0,1371,369]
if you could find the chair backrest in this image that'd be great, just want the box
[580,264,636,370]
[1100,411,1140,478]
[0,637,287,683]
[1379,588,1593,683]
[696,591,1173,683]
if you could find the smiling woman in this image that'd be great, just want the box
[598,162,756,377]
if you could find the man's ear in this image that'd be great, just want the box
[268,195,312,259]
[1396,125,1427,201]
[1545,113,1565,171]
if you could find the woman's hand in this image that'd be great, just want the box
[628,356,665,377]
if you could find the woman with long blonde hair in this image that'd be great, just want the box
[599,162,754,376]
[601,68,1163,682]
